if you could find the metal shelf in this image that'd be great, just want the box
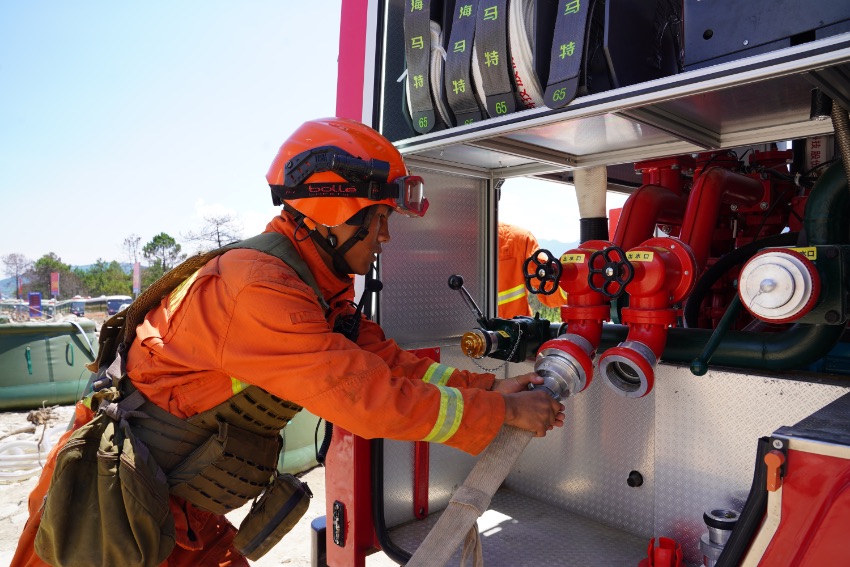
[379,488,647,566]
[399,32,850,179]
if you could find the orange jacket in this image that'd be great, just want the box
[12,210,505,567]
[498,223,565,318]
[127,211,503,450]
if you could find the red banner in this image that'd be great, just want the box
[50,272,60,297]
[133,262,141,295]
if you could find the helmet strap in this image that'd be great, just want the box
[321,206,378,276]
[284,203,378,276]
[284,204,316,243]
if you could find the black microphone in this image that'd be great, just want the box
[335,277,383,341]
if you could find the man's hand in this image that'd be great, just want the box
[491,371,545,394]
[500,378,566,437]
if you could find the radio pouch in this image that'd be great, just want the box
[232,472,313,560]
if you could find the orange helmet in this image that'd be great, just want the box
[267,117,428,227]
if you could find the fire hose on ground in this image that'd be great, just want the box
[0,417,67,483]
[405,425,532,567]
[407,336,588,567]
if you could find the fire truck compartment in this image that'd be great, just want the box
[375,349,849,565]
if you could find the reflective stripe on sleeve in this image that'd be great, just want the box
[168,269,202,313]
[498,283,527,306]
[421,362,455,387]
[423,386,464,444]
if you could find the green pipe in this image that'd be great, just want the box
[804,159,850,244]
[690,295,744,375]
[599,322,844,371]
[600,160,848,372]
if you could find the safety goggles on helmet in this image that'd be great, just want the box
[391,175,428,217]
[269,146,429,218]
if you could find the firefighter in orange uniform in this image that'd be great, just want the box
[498,222,566,318]
[12,118,565,567]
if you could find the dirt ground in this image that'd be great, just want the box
[0,405,398,566]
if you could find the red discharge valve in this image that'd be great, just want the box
[530,241,617,400]
[737,248,821,323]
[597,237,697,398]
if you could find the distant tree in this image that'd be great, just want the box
[142,262,163,289]
[142,232,186,284]
[59,270,87,298]
[77,259,132,296]
[528,294,562,322]
[23,253,72,298]
[123,234,142,264]
[183,214,243,252]
[1,253,32,299]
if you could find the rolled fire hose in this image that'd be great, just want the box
[405,425,533,567]
[507,0,543,109]
[472,0,543,114]
[405,21,452,130]
[429,22,453,128]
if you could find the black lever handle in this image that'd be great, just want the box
[448,274,487,326]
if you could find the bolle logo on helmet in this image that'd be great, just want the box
[308,184,358,195]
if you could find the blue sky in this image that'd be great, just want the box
[1,2,342,266]
[0,1,626,268]
[501,178,628,245]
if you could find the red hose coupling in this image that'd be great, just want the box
[598,340,657,398]
[598,237,697,398]
[638,536,684,567]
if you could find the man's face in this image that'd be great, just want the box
[337,205,393,275]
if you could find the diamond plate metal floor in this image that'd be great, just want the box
[375,488,649,567]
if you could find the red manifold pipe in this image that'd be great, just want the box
[678,167,765,271]
[635,156,695,192]
[612,156,694,251]
[612,185,690,251]
[597,237,697,398]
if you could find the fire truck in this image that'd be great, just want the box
[314,1,850,565]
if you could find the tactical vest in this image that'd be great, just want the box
[89,232,329,514]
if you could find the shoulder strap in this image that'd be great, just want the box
[88,232,326,373]
[231,233,328,311]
